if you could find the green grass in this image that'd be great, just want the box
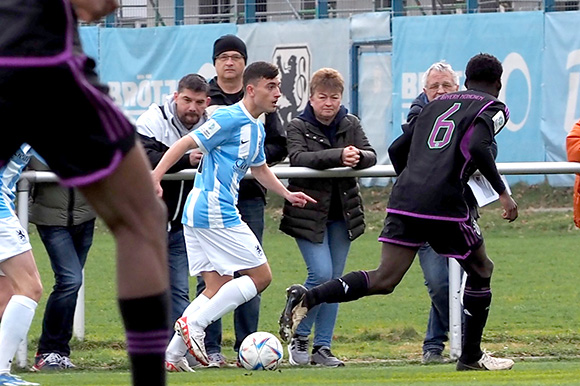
[17,361,580,385]
[17,182,580,384]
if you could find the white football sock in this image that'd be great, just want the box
[0,295,37,373]
[192,275,257,329]
[166,294,210,361]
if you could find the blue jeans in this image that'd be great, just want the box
[168,227,190,324]
[418,243,450,354]
[36,219,95,356]
[294,220,350,348]
[201,197,263,354]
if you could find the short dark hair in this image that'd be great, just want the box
[243,61,279,88]
[465,53,503,84]
[177,73,209,94]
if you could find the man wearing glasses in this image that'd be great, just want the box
[407,62,461,365]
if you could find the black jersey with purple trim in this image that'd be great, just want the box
[387,90,508,221]
[0,0,69,58]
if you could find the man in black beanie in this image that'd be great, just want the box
[195,34,287,368]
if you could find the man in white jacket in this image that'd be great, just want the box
[136,74,210,372]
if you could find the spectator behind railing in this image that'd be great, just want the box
[566,119,580,228]
[28,156,97,372]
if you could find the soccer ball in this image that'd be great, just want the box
[238,331,283,370]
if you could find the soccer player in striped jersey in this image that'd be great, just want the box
[0,145,41,386]
[153,61,315,366]
[279,53,518,372]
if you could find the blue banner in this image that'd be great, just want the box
[393,12,544,183]
[98,24,235,120]
[543,11,580,185]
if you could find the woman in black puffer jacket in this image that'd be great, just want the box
[279,68,376,367]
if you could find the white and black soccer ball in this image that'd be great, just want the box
[238,331,283,370]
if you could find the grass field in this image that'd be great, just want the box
[14,183,580,385]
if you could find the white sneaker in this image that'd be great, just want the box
[165,357,195,372]
[174,316,209,366]
[456,351,514,371]
[207,352,226,368]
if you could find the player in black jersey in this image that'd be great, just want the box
[279,53,518,371]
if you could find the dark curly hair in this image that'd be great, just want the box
[465,53,503,84]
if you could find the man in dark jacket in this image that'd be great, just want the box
[28,156,97,371]
[197,34,288,368]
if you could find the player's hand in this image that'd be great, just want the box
[189,149,203,167]
[150,172,163,198]
[286,191,317,208]
[499,191,518,222]
[71,0,119,22]
[342,145,360,167]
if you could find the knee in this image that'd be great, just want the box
[255,273,272,293]
[367,270,397,295]
[25,281,43,303]
[308,269,333,286]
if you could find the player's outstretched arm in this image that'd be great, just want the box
[151,135,198,196]
[250,164,316,207]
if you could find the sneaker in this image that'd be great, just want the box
[287,335,310,366]
[165,357,195,372]
[59,356,76,369]
[422,351,446,364]
[174,316,209,366]
[0,373,39,386]
[279,284,308,342]
[207,353,227,368]
[185,352,203,369]
[31,352,63,371]
[310,346,344,367]
[456,351,515,371]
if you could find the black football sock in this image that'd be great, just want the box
[460,276,492,364]
[119,291,170,386]
[306,271,370,308]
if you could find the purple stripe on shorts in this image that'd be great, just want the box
[126,329,169,355]
[440,250,472,260]
[386,208,468,222]
[59,150,123,187]
[377,236,423,248]
[459,221,476,245]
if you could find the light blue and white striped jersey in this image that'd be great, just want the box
[182,101,266,228]
[0,144,34,219]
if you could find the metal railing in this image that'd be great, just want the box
[15,161,580,366]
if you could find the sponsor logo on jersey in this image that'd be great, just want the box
[199,119,221,139]
[492,110,506,134]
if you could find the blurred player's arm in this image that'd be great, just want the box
[71,0,118,22]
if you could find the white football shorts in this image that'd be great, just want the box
[184,223,267,276]
[0,214,32,275]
